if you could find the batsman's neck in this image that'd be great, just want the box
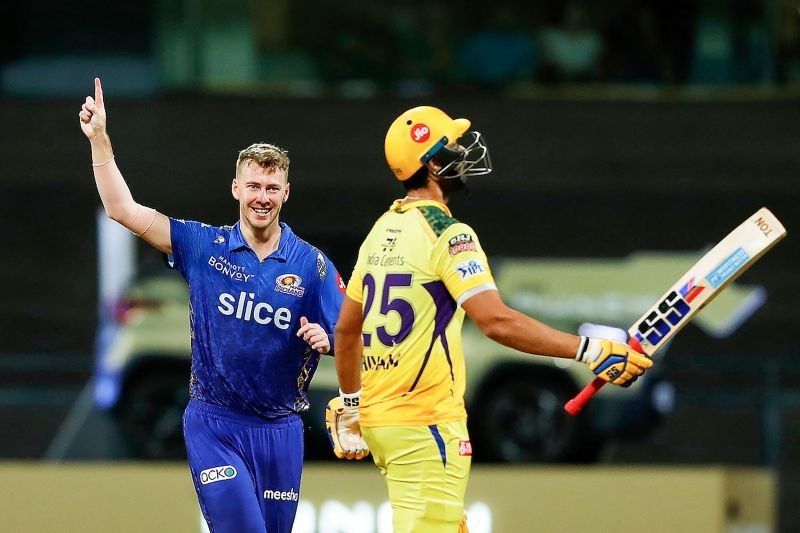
[402,174,447,205]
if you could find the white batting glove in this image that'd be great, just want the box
[325,390,369,460]
[578,323,628,343]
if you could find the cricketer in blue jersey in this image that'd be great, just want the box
[79,77,345,532]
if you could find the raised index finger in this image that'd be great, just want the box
[94,77,104,106]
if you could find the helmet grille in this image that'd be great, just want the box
[433,131,492,181]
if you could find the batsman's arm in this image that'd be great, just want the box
[329,295,370,460]
[461,289,581,359]
[333,295,365,394]
[79,77,172,254]
[462,290,651,385]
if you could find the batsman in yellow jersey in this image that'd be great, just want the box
[327,106,653,532]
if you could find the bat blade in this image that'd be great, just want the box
[565,207,787,415]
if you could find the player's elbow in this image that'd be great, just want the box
[105,207,126,224]
[475,314,515,344]
[334,322,361,348]
[103,202,132,224]
[463,293,517,343]
[334,320,358,338]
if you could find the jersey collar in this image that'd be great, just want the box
[390,198,452,216]
[228,221,291,261]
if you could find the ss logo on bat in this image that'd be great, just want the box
[636,290,691,346]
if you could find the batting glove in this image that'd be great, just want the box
[325,390,369,460]
[576,336,652,387]
[577,323,628,344]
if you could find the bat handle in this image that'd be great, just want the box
[564,377,605,415]
[564,337,643,416]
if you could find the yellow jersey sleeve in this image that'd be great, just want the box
[433,222,497,305]
[345,266,364,303]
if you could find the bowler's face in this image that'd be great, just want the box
[232,161,289,232]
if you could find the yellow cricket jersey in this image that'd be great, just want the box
[346,199,497,426]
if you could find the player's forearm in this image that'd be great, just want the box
[334,335,362,394]
[91,134,132,213]
[484,309,580,359]
[90,134,154,233]
[91,134,134,216]
[333,297,366,393]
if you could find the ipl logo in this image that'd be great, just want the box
[456,260,486,280]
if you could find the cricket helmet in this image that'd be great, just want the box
[384,106,492,182]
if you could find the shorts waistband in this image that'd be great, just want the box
[186,399,301,428]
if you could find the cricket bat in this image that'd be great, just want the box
[564,207,787,415]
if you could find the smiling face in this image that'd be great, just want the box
[232,160,290,234]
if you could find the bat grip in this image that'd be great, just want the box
[564,378,605,415]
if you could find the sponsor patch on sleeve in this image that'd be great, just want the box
[448,233,477,255]
[336,272,346,293]
[455,259,487,280]
[316,252,327,279]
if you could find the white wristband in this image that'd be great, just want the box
[575,336,590,362]
[339,388,361,408]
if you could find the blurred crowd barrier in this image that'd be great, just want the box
[0,462,775,533]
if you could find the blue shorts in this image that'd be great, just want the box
[183,399,304,533]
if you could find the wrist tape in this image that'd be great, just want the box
[575,336,591,363]
[339,389,361,408]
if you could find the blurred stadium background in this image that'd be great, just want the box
[1,0,798,531]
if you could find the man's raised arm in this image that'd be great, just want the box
[79,77,172,254]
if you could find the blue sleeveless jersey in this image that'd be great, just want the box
[169,218,345,419]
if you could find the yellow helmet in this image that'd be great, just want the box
[384,106,472,181]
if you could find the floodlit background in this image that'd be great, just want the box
[0,1,798,531]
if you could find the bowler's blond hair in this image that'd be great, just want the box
[236,143,290,181]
